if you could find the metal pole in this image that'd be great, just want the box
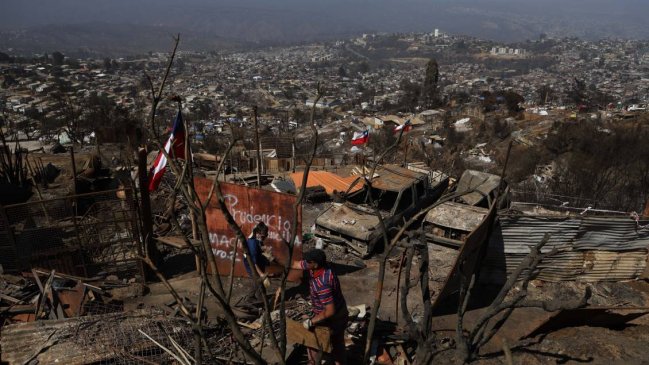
[138,147,159,269]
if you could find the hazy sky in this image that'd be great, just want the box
[1,0,647,45]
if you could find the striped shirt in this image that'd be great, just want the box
[300,261,346,315]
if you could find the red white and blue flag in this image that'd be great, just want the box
[393,119,412,134]
[148,111,186,191]
[351,130,369,145]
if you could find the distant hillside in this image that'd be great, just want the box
[1,0,648,55]
[0,23,244,57]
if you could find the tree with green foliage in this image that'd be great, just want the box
[569,77,588,109]
[51,51,65,66]
[502,90,524,114]
[103,57,113,71]
[421,58,440,109]
[337,66,347,78]
[537,85,553,105]
[357,61,370,74]
[398,78,421,112]
[2,74,17,89]
[0,52,12,63]
[480,91,497,112]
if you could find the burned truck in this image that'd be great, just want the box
[423,170,508,248]
[314,165,449,257]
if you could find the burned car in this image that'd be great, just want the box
[423,169,508,248]
[314,165,449,257]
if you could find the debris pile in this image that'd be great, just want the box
[0,269,133,327]
[1,308,194,365]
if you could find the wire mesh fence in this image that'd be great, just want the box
[0,188,144,282]
[510,189,629,214]
[1,308,195,365]
[73,309,195,365]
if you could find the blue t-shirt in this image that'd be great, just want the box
[243,237,269,277]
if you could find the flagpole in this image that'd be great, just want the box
[178,99,198,243]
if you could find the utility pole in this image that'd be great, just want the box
[253,106,262,187]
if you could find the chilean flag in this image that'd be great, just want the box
[351,130,369,145]
[393,119,412,134]
[148,111,186,191]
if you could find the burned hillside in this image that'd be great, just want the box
[2,32,649,365]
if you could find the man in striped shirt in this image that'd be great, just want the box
[294,249,348,365]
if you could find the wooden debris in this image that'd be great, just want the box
[155,235,200,249]
[35,270,55,319]
[237,320,262,330]
[286,318,332,353]
[0,293,23,304]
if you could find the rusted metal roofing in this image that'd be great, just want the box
[456,170,501,206]
[483,250,647,282]
[194,179,303,279]
[290,171,362,195]
[367,164,427,192]
[481,214,649,282]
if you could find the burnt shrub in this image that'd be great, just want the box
[543,120,649,212]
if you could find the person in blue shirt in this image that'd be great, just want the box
[243,222,271,302]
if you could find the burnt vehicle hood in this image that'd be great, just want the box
[315,203,389,242]
[424,201,489,233]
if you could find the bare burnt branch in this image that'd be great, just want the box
[454,233,591,362]
[147,34,180,141]
[276,84,322,358]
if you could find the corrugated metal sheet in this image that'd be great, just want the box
[482,214,649,283]
[575,217,649,250]
[483,250,647,282]
[194,178,303,279]
[290,171,362,195]
[370,165,426,192]
[496,215,649,252]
